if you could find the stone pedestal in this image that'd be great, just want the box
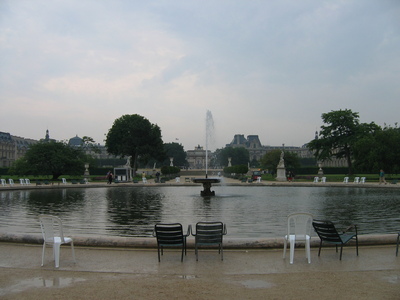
[276,167,287,181]
[276,151,287,182]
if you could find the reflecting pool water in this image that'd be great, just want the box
[0,186,399,238]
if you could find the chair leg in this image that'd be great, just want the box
[289,237,295,264]
[339,245,343,260]
[195,244,198,261]
[355,235,359,256]
[41,243,46,266]
[54,243,61,268]
[283,238,287,259]
[157,246,161,262]
[306,238,311,264]
[318,240,322,256]
[181,246,184,262]
[396,233,399,257]
[70,241,76,263]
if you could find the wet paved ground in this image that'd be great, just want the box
[1,242,399,299]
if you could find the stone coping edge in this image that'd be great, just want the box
[0,233,397,249]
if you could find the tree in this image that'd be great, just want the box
[10,141,86,179]
[353,124,400,174]
[260,150,300,173]
[308,109,379,175]
[161,142,187,167]
[105,114,164,176]
[215,147,250,167]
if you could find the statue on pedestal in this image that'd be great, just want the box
[276,151,287,182]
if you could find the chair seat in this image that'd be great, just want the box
[49,236,73,244]
[286,234,310,241]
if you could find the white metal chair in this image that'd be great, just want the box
[313,177,319,183]
[61,178,67,184]
[8,179,14,186]
[19,178,25,185]
[25,178,31,185]
[39,215,76,268]
[256,176,262,183]
[354,177,359,183]
[360,177,366,184]
[1,179,6,186]
[142,178,148,184]
[283,213,313,264]
[343,177,349,183]
[321,177,326,183]
[175,177,180,183]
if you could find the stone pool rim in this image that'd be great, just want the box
[0,233,397,249]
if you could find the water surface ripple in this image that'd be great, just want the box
[1,186,399,238]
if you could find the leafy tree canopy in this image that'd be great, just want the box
[260,150,300,173]
[308,109,379,175]
[10,141,87,179]
[353,124,400,174]
[161,142,187,167]
[105,114,164,175]
[214,147,250,167]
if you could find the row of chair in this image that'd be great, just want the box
[153,222,227,262]
[343,176,366,183]
[38,214,398,268]
[313,177,366,183]
[283,213,359,264]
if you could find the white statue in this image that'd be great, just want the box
[125,156,131,167]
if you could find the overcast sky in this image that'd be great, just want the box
[1,0,399,151]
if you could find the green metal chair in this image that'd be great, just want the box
[312,220,358,260]
[191,221,227,261]
[153,223,190,262]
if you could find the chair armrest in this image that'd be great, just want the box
[223,224,227,235]
[343,224,357,234]
[185,224,192,237]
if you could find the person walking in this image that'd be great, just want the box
[379,169,387,185]
[107,171,113,184]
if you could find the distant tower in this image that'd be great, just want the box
[314,130,318,140]
[45,129,50,141]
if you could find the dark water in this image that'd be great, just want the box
[1,186,399,238]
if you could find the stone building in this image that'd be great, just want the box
[186,145,212,169]
[0,131,37,167]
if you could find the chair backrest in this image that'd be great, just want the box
[287,213,313,237]
[154,223,184,246]
[39,215,66,244]
[312,220,342,243]
[195,222,226,245]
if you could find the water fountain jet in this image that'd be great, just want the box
[192,110,220,196]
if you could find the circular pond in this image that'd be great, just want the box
[0,185,399,238]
